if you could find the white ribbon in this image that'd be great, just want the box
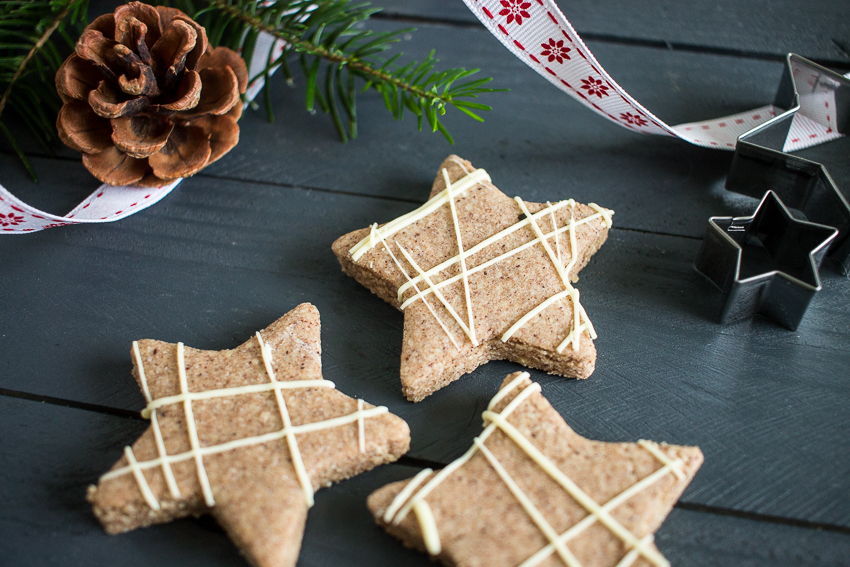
[0,32,283,234]
[461,0,847,150]
[3,3,848,234]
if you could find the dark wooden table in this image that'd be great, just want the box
[2,1,849,565]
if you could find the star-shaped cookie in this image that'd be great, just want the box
[87,303,410,567]
[333,155,613,401]
[368,372,703,567]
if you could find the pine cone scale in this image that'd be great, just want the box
[148,124,211,180]
[158,70,201,113]
[185,67,240,118]
[114,3,162,47]
[112,115,174,158]
[56,54,102,104]
[150,19,197,88]
[89,81,150,119]
[116,16,151,65]
[83,146,148,186]
[57,102,113,154]
[195,115,240,165]
[56,2,246,186]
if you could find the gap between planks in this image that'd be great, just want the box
[0,149,709,242]
[371,12,850,72]
[3,386,849,537]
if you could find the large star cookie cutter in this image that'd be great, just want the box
[725,54,850,275]
[694,191,837,330]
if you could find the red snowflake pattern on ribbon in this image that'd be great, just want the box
[540,38,571,64]
[499,0,531,25]
[0,212,24,227]
[580,76,610,98]
[620,112,648,127]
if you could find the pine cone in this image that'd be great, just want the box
[55,2,248,187]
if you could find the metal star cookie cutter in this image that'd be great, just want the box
[725,54,850,275]
[694,191,837,330]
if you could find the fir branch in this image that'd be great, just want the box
[0,0,88,180]
[194,0,504,142]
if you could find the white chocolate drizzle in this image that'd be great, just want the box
[413,500,442,555]
[256,331,314,506]
[444,168,477,346]
[351,158,613,355]
[106,337,389,510]
[382,374,684,567]
[357,399,365,453]
[349,166,492,261]
[376,226,461,351]
[177,342,215,506]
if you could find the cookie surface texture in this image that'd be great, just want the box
[88,303,411,567]
[368,372,703,567]
[333,155,614,401]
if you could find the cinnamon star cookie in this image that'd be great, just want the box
[88,303,410,567]
[333,155,613,401]
[368,372,703,567]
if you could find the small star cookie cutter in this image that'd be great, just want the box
[725,54,850,275]
[694,191,837,330]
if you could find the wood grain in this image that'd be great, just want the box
[373,0,850,64]
[2,3,849,564]
[2,396,849,566]
[1,169,848,527]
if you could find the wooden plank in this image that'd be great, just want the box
[2,396,849,566]
[1,20,804,240]
[0,396,432,567]
[198,20,789,239]
[656,507,850,566]
[373,0,850,64]
[2,170,849,526]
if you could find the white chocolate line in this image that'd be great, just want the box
[556,297,597,354]
[357,399,365,453]
[638,440,685,480]
[390,377,540,525]
[516,198,570,292]
[589,203,613,228]
[502,289,571,343]
[349,169,492,261]
[519,464,678,567]
[390,374,681,567]
[177,342,215,507]
[378,231,460,350]
[397,210,607,311]
[398,242,478,346]
[112,337,389,511]
[150,411,181,499]
[475,439,581,567]
[133,341,152,403]
[141,379,335,418]
[487,371,532,411]
[514,197,589,352]
[565,207,578,277]
[102,406,390,482]
[257,332,314,507]
[383,468,434,523]
[482,410,668,567]
[396,199,587,301]
[614,536,653,567]
[349,164,613,357]
[124,446,160,511]
[133,341,181,498]
[413,500,442,555]
[444,168,477,346]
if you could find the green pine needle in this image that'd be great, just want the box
[193,0,506,143]
[1,0,505,181]
[0,0,88,181]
